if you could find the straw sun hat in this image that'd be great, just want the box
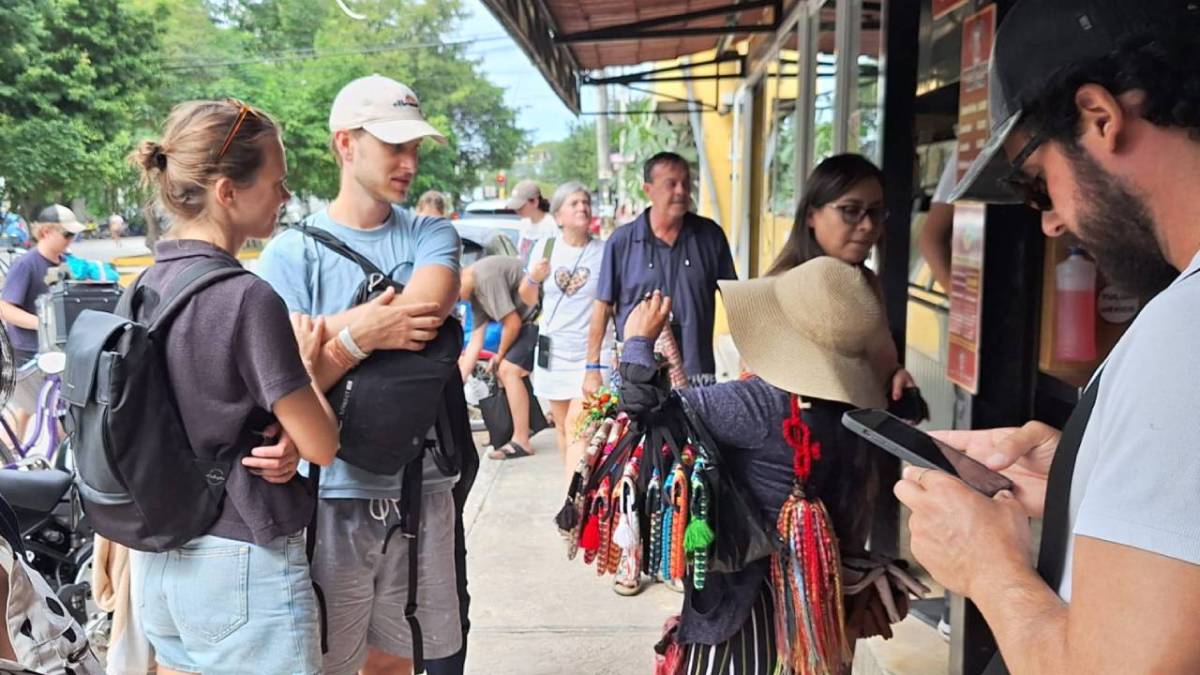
[719,257,891,410]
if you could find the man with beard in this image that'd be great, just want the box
[894,1,1200,672]
[584,152,736,395]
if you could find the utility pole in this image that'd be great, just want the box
[595,78,613,216]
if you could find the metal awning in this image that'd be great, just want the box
[479,0,794,112]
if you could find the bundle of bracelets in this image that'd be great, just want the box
[325,326,369,370]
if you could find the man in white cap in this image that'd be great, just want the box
[258,74,472,675]
[505,179,557,264]
[0,204,83,434]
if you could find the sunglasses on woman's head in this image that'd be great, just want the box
[1002,131,1053,212]
[215,100,257,160]
[829,203,889,226]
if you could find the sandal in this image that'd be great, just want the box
[613,575,644,597]
[488,442,533,460]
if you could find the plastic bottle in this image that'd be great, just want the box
[1054,246,1098,362]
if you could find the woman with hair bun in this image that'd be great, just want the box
[126,100,338,675]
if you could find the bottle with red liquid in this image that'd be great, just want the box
[1054,246,1098,362]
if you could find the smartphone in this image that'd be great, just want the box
[842,409,1014,496]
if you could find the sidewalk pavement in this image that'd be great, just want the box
[463,427,680,674]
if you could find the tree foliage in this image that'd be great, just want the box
[1,0,526,219]
[0,0,161,215]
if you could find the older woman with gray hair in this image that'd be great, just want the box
[518,182,614,476]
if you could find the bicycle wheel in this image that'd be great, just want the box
[0,328,15,409]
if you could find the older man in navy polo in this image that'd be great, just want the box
[583,152,737,396]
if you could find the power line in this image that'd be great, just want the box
[158,34,511,71]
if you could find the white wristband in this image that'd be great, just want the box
[338,327,369,361]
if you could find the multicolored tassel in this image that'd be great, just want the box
[771,395,849,675]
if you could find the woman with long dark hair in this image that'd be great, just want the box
[767,153,915,403]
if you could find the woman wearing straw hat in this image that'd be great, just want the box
[766,154,919,408]
[620,257,916,673]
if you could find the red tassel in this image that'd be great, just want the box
[581,516,601,551]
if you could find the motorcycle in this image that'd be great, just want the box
[0,462,109,653]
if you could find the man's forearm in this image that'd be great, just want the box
[0,301,37,331]
[586,301,612,363]
[494,314,521,360]
[972,565,1069,675]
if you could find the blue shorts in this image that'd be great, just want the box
[130,533,321,675]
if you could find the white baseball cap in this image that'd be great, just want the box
[329,75,447,145]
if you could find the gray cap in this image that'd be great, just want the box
[505,180,542,211]
[35,204,85,234]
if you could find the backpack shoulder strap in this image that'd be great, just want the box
[294,224,387,279]
[147,258,250,332]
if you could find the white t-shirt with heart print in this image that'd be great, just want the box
[530,236,615,390]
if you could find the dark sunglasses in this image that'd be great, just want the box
[829,203,889,226]
[1001,131,1052,211]
[215,100,256,160]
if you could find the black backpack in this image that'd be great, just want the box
[61,257,257,552]
[294,224,463,476]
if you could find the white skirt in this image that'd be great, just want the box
[532,347,614,401]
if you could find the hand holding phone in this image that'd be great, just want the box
[842,409,1014,497]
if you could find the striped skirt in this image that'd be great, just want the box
[681,584,778,675]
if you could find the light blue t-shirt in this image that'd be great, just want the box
[257,205,461,499]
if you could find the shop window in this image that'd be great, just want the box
[850,0,886,162]
[812,0,838,166]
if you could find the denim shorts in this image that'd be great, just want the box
[130,532,321,675]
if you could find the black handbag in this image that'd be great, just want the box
[679,396,782,574]
[295,225,463,475]
[478,375,549,449]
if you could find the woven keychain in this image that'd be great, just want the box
[659,470,676,582]
[667,462,690,581]
[581,476,610,566]
[645,467,663,577]
[683,456,714,590]
[557,418,614,559]
[612,454,642,579]
[770,395,849,675]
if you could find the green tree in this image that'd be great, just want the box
[146,0,525,205]
[541,121,598,187]
[0,0,162,215]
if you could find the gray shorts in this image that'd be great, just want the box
[312,492,462,674]
[10,360,46,414]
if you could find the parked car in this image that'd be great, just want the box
[462,199,519,218]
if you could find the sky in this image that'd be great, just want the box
[453,0,596,144]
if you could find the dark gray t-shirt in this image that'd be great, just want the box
[1,248,58,352]
[468,255,535,324]
[141,240,313,545]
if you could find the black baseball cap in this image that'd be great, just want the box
[950,0,1200,203]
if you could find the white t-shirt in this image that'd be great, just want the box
[932,146,959,205]
[517,213,558,264]
[532,235,612,364]
[1059,250,1200,600]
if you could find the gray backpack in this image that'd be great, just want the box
[62,258,254,552]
